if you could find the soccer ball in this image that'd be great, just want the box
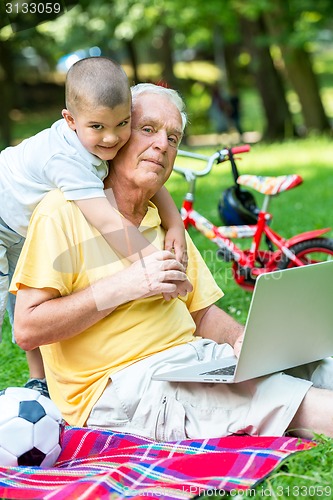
[0,387,64,467]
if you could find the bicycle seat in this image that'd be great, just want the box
[237,174,303,195]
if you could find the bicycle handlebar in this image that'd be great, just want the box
[226,144,251,155]
[174,144,250,178]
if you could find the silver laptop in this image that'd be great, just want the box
[153,261,333,383]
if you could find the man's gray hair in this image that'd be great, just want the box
[130,83,187,132]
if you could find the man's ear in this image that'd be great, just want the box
[62,109,76,131]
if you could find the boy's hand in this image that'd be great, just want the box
[164,227,188,270]
[163,227,191,300]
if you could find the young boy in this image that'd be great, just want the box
[0,57,188,397]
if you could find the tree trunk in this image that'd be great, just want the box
[223,41,243,93]
[263,0,331,133]
[125,40,140,84]
[277,47,330,132]
[0,40,14,147]
[240,15,297,141]
[159,26,177,89]
[213,24,229,90]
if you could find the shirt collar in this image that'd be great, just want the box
[60,119,104,167]
[140,201,162,229]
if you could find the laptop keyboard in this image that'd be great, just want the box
[200,365,236,376]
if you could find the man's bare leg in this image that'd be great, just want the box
[288,386,333,439]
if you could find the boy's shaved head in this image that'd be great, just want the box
[65,57,130,113]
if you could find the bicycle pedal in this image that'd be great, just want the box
[238,266,254,280]
[216,249,234,262]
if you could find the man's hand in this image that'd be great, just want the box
[233,333,244,358]
[129,250,192,301]
[14,250,193,351]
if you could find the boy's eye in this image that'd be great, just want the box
[91,124,103,130]
[118,120,130,127]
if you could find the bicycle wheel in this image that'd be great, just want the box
[278,238,333,269]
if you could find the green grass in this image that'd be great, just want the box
[1,123,333,497]
[1,315,28,388]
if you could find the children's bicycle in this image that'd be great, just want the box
[174,145,333,291]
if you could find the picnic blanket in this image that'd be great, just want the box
[0,426,314,499]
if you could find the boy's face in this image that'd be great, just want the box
[62,99,131,161]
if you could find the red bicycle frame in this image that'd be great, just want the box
[176,146,332,290]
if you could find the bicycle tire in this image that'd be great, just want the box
[277,238,333,269]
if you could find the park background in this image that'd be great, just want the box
[1,0,333,497]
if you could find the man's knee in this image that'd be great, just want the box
[288,359,333,391]
[288,386,333,439]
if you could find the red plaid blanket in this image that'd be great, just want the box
[0,426,314,499]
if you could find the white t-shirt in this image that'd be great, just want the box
[0,119,108,236]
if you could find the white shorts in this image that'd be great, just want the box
[0,217,25,339]
[86,339,325,440]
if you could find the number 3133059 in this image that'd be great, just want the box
[6,3,62,14]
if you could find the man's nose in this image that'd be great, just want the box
[152,130,168,151]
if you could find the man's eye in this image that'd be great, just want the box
[91,124,103,130]
[168,136,178,146]
[142,126,153,133]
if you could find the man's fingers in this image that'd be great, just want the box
[162,291,178,301]
[156,250,177,260]
[233,334,244,358]
[163,269,186,279]
[159,257,186,273]
[156,250,185,267]
[137,250,193,299]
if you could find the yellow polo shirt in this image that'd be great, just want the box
[11,189,223,426]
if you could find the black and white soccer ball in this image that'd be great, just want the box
[0,387,64,467]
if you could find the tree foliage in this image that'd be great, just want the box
[0,0,332,144]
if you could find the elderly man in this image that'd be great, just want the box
[11,83,333,440]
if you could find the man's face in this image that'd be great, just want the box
[112,93,183,191]
[62,99,132,161]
